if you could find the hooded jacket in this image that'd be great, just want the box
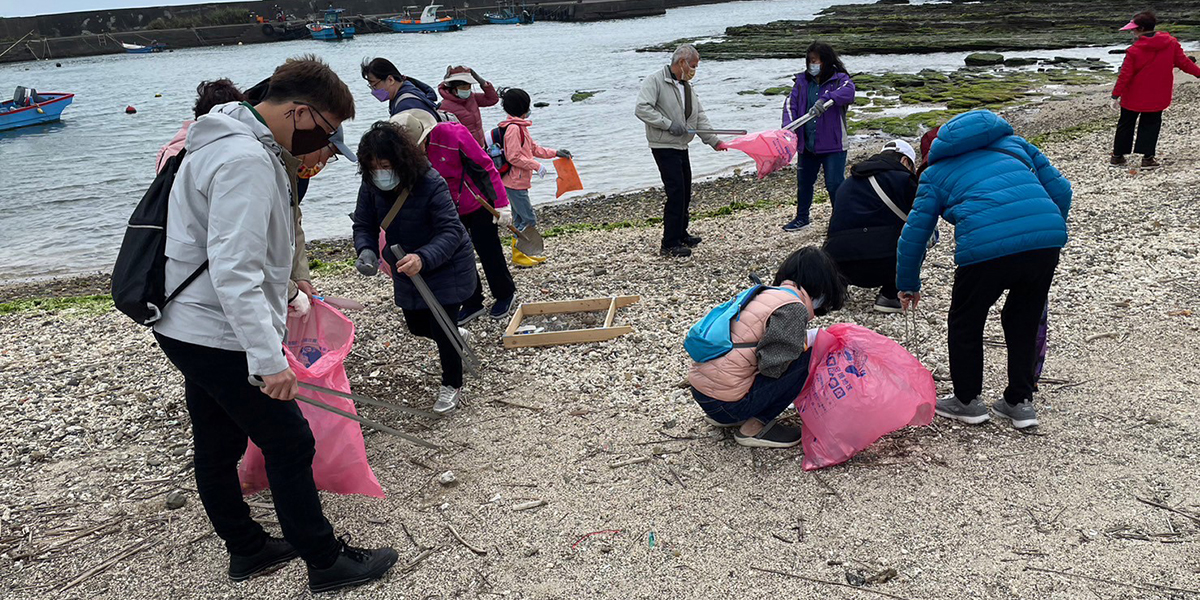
[824,151,917,262]
[896,110,1072,293]
[427,121,509,216]
[352,167,476,310]
[1113,31,1200,113]
[782,71,856,154]
[437,80,500,145]
[634,65,721,151]
[389,77,440,118]
[154,102,295,377]
[498,116,557,190]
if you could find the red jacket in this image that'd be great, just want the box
[1113,31,1200,113]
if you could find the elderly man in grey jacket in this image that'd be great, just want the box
[153,56,398,594]
[635,43,728,258]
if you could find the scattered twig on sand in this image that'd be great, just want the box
[1051,379,1091,391]
[187,529,214,545]
[398,549,434,574]
[1024,566,1200,597]
[62,536,160,590]
[609,456,651,469]
[813,473,842,500]
[446,524,487,555]
[1085,331,1120,343]
[571,529,621,549]
[512,500,546,511]
[491,397,543,412]
[1134,496,1200,526]
[749,566,913,600]
[9,516,123,561]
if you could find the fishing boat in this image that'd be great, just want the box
[485,3,534,24]
[381,5,467,33]
[121,41,167,54]
[308,8,355,41]
[0,87,74,132]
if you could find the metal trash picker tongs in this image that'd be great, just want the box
[782,77,854,132]
[388,244,482,375]
[249,375,439,448]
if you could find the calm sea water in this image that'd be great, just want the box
[0,0,1136,281]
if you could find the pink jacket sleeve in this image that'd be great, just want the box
[476,82,500,108]
[503,126,545,172]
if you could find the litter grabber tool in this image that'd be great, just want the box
[314,296,366,311]
[387,244,482,375]
[295,379,439,419]
[249,375,439,448]
[475,196,544,256]
[687,129,748,135]
[783,77,853,132]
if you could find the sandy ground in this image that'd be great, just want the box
[1,75,1199,599]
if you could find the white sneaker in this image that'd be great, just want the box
[433,386,461,414]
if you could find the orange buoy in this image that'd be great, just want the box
[125,105,137,114]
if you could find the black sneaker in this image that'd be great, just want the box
[733,420,801,448]
[1140,156,1161,169]
[873,294,902,314]
[229,536,299,582]
[489,293,517,320]
[1109,154,1126,167]
[682,234,703,248]
[660,245,692,258]
[307,536,399,594]
[457,306,486,326]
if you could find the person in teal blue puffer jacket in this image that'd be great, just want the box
[895,109,1071,431]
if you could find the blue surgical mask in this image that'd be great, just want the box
[371,170,400,191]
[454,88,471,100]
[808,63,822,77]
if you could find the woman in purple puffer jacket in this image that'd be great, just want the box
[781,42,856,232]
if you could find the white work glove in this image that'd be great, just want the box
[536,164,547,179]
[355,249,378,276]
[288,291,311,319]
[493,205,513,228]
[1111,97,1121,112]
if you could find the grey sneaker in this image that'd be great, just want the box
[992,399,1039,429]
[934,394,990,425]
[433,386,461,414]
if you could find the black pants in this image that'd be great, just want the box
[460,208,516,311]
[947,248,1060,405]
[1113,108,1163,157]
[155,333,339,567]
[651,148,692,249]
[834,257,898,299]
[403,303,464,388]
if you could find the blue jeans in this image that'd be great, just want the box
[796,151,847,224]
[506,187,536,232]
[691,350,812,424]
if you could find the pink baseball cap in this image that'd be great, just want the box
[1119,20,1139,31]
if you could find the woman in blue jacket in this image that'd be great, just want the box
[896,110,1072,430]
[352,122,477,414]
[781,42,856,232]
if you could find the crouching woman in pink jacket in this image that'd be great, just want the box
[391,110,519,325]
[688,247,846,448]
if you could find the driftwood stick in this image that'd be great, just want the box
[446,524,487,555]
[398,549,433,573]
[1085,331,1119,343]
[609,456,651,469]
[1133,496,1200,526]
[1024,565,1200,596]
[749,566,913,600]
[61,536,159,590]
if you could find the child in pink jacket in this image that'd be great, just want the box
[497,88,571,261]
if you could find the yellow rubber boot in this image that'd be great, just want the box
[512,240,538,268]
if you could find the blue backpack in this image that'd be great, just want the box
[684,283,800,362]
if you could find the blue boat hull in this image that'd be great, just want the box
[0,93,74,132]
[381,18,466,32]
[311,25,355,40]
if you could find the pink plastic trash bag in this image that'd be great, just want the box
[725,129,799,179]
[793,324,936,471]
[238,299,385,497]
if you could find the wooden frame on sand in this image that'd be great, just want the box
[502,296,642,349]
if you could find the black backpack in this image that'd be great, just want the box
[111,149,208,325]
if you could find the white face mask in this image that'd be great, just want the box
[811,295,825,310]
[808,63,822,77]
[454,88,471,100]
[371,169,400,191]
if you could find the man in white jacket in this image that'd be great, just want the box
[635,43,728,258]
[153,55,399,593]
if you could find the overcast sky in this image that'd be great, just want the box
[0,0,241,18]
